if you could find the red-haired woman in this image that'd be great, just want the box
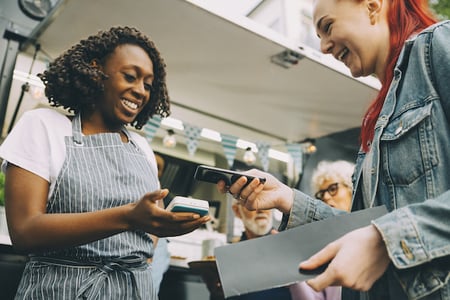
[218,0,450,299]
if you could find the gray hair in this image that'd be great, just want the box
[310,160,355,193]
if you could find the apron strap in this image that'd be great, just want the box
[71,113,133,146]
[72,113,83,145]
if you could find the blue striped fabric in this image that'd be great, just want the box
[220,133,238,168]
[143,115,162,144]
[256,141,271,171]
[286,143,303,174]
[183,122,202,156]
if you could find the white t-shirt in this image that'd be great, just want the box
[0,108,158,198]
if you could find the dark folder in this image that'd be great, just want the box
[215,206,388,298]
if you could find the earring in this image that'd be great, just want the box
[369,12,377,25]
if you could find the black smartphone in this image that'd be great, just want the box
[299,262,330,275]
[194,165,266,187]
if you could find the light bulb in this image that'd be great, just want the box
[163,129,176,148]
[243,147,256,165]
[31,86,45,100]
[305,143,317,154]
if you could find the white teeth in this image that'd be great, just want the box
[122,99,138,110]
[338,48,349,61]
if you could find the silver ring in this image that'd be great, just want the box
[238,196,246,201]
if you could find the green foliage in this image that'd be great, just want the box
[431,0,450,20]
[0,173,4,206]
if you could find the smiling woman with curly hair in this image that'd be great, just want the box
[39,26,170,129]
[0,26,210,299]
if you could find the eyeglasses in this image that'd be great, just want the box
[315,182,340,200]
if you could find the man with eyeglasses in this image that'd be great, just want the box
[311,160,355,212]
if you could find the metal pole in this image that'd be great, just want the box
[7,82,29,133]
[6,43,39,133]
[0,29,26,137]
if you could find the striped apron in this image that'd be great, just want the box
[15,113,159,299]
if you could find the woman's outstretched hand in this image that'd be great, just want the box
[216,168,293,214]
[127,189,210,237]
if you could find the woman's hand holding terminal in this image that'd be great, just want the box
[127,189,210,237]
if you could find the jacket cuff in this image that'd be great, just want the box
[278,189,319,230]
[371,207,429,269]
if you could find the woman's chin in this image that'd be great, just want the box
[350,68,364,78]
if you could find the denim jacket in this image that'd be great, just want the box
[281,21,450,300]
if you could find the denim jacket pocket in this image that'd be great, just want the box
[394,256,450,300]
[380,102,438,185]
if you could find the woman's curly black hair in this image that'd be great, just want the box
[38,26,170,129]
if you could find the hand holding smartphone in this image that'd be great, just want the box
[166,196,209,217]
[194,165,266,187]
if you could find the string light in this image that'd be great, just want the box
[156,115,298,163]
[31,86,45,100]
[163,129,177,148]
[305,143,317,154]
[303,138,317,154]
[243,147,256,165]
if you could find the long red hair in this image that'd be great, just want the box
[360,0,436,152]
